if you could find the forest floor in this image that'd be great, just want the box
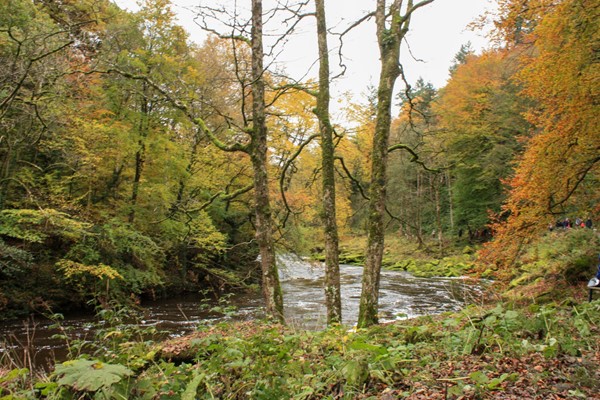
[150,286,599,399]
[3,285,599,399]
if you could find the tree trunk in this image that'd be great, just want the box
[129,81,149,224]
[0,142,14,210]
[251,0,284,322]
[357,0,434,328]
[357,5,400,328]
[446,170,454,233]
[416,170,423,246]
[315,0,341,325]
[434,174,444,255]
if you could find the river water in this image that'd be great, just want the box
[0,257,486,369]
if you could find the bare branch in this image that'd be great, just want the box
[332,11,375,79]
[279,133,319,227]
[387,143,439,172]
[399,0,436,27]
[334,156,369,200]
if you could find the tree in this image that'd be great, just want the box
[388,78,440,248]
[448,42,473,75]
[313,0,341,325]
[481,0,600,267]
[104,0,286,321]
[0,0,81,209]
[357,0,434,328]
[248,0,284,321]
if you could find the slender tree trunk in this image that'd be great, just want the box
[0,143,13,210]
[357,0,434,328]
[434,174,444,255]
[446,169,455,234]
[251,0,284,322]
[315,0,341,325]
[416,170,423,245]
[171,130,202,284]
[357,2,400,328]
[129,82,149,223]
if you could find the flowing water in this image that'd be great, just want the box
[0,256,486,369]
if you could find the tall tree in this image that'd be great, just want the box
[357,0,434,328]
[388,78,440,247]
[314,0,341,325]
[0,0,78,209]
[249,0,284,322]
[108,0,286,321]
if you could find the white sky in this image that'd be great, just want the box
[114,0,498,116]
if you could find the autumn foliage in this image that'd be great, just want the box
[480,0,600,267]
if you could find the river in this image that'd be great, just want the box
[0,256,485,369]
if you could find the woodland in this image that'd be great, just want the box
[0,0,599,398]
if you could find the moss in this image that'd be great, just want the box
[509,273,536,288]
[339,253,365,265]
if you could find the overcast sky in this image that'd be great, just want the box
[114,0,498,115]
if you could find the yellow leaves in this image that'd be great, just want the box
[56,259,123,281]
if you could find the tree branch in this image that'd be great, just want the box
[100,68,250,153]
[387,143,439,172]
[334,156,369,200]
[279,133,320,227]
[548,155,600,214]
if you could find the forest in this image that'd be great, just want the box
[0,0,599,398]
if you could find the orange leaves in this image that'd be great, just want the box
[479,0,600,269]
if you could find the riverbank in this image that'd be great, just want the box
[0,260,484,373]
[2,290,598,399]
[312,235,481,278]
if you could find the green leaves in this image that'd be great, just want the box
[181,369,205,400]
[0,209,91,243]
[54,359,133,393]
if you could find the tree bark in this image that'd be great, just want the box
[446,170,454,234]
[129,81,150,224]
[357,0,434,328]
[315,0,341,325]
[434,174,444,255]
[250,0,284,322]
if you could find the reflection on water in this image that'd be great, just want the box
[0,256,486,369]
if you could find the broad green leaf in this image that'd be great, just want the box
[54,359,133,392]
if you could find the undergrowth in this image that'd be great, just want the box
[1,298,599,399]
[2,230,599,399]
[501,228,600,302]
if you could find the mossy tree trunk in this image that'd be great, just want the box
[251,0,284,322]
[357,0,434,328]
[315,0,341,325]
